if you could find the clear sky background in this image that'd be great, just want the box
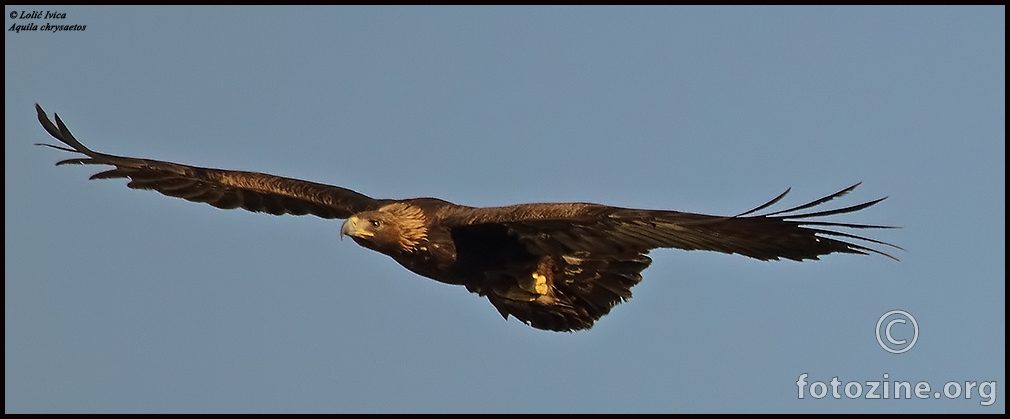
[5,6,1004,413]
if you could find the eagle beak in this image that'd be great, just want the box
[340,215,373,240]
[339,217,354,240]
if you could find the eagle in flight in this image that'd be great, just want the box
[36,104,900,332]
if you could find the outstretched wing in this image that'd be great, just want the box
[36,104,382,219]
[450,185,900,331]
[501,183,901,262]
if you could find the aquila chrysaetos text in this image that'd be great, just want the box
[36,104,900,332]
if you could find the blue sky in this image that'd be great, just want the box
[5,6,1004,413]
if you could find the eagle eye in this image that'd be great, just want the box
[370,219,381,227]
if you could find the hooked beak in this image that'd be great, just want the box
[340,215,373,240]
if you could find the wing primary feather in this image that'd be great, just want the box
[34,143,78,153]
[797,221,899,229]
[36,105,67,145]
[758,182,862,217]
[37,105,99,158]
[55,158,99,166]
[828,239,899,261]
[779,197,887,220]
[734,187,791,217]
[812,229,905,251]
[88,169,129,180]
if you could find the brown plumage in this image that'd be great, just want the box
[35,104,901,332]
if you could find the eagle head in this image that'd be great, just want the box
[340,202,428,254]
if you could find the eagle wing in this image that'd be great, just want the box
[36,104,382,219]
[451,185,900,331]
[504,183,900,262]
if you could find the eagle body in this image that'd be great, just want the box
[339,200,660,331]
[35,105,900,332]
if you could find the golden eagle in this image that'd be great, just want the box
[35,104,900,332]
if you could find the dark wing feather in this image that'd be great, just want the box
[36,104,382,219]
[497,184,900,262]
[452,185,899,331]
